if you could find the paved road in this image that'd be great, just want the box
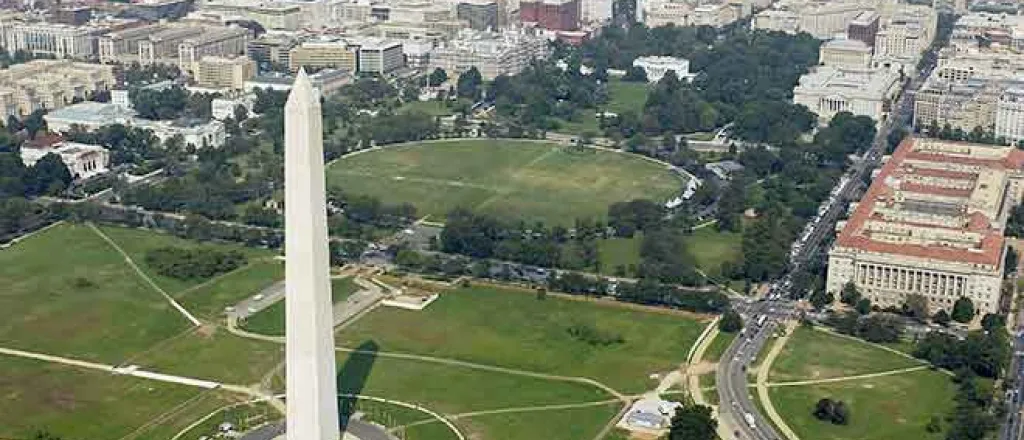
[240,419,398,440]
[228,281,286,320]
[714,59,931,440]
[1000,306,1024,440]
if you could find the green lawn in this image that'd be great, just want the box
[698,373,718,405]
[241,277,361,336]
[0,223,189,362]
[0,356,233,440]
[327,139,682,226]
[685,225,743,275]
[175,259,283,320]
[452,402,621,440]
[336,285,708,393]
[597,225,743,280]
[597,234,642,276]
[131,329,284,385]
[557,79,649,134]
[768,327,922,383]
[96,225,275,295]
[703,330,737,363]
[0,223,288,437]
[769,369,956,440]
[333,351,612,413]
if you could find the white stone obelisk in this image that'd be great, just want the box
[285,69,340,440]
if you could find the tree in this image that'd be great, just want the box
[428,68,448,87]
[25,153,72,196]
[905,293,929,321]
[809,289,834,310]
[855,298,872,315]
[1006,247,1019,278]
[952,297,975,323]
[456,67,483,101]
[933,310,951,326]
[668,402,717,440]
[719,308,743,333]
[22,109,47,139]
[812,398,849,425]
[233,104,249,123]
[840,281,861,305]
[622,65,648,82]
[981,313,1006,332]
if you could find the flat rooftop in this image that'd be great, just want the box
[835,137,1024,267]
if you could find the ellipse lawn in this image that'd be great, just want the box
[327,140,684,226]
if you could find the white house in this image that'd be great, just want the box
[632,56,697,83]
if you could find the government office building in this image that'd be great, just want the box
[826,137,1024,315]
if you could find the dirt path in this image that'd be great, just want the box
[766,365,932,387]
[686,320,721,407]
[87,222,202,327]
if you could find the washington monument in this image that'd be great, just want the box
[284,69,340,440]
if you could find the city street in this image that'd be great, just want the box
[714,59,931,440]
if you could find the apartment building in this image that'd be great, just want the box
[0,59,115,117]
[826,137,1024,315]
[288,40,357,72]
[194,55,256,90]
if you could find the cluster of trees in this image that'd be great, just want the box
[438,208,608,270]
[0,197,53,242]
[615,280,728,313]
[0,48,54,68]
[489,60,606,132]
[582,26,821,140]
[922,121,1009,147]
[122,151,274,220]
[711,112,876,284]
[131,86,216,121]
[0,129,75,199]
[812,398,849,425]
[913,316,1010,379]
[668,402,717,440]
[117,63,181,86]
[719,308,743,332]
[64,123,165,167]
[942,370,1000,440]
[825,312,904,343]
[327,189,417,241]
[144,246,247,280]
[1006,204,1024,237]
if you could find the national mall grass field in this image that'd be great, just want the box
[326,139,685,225]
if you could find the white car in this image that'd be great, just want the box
[253,294,265,301]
